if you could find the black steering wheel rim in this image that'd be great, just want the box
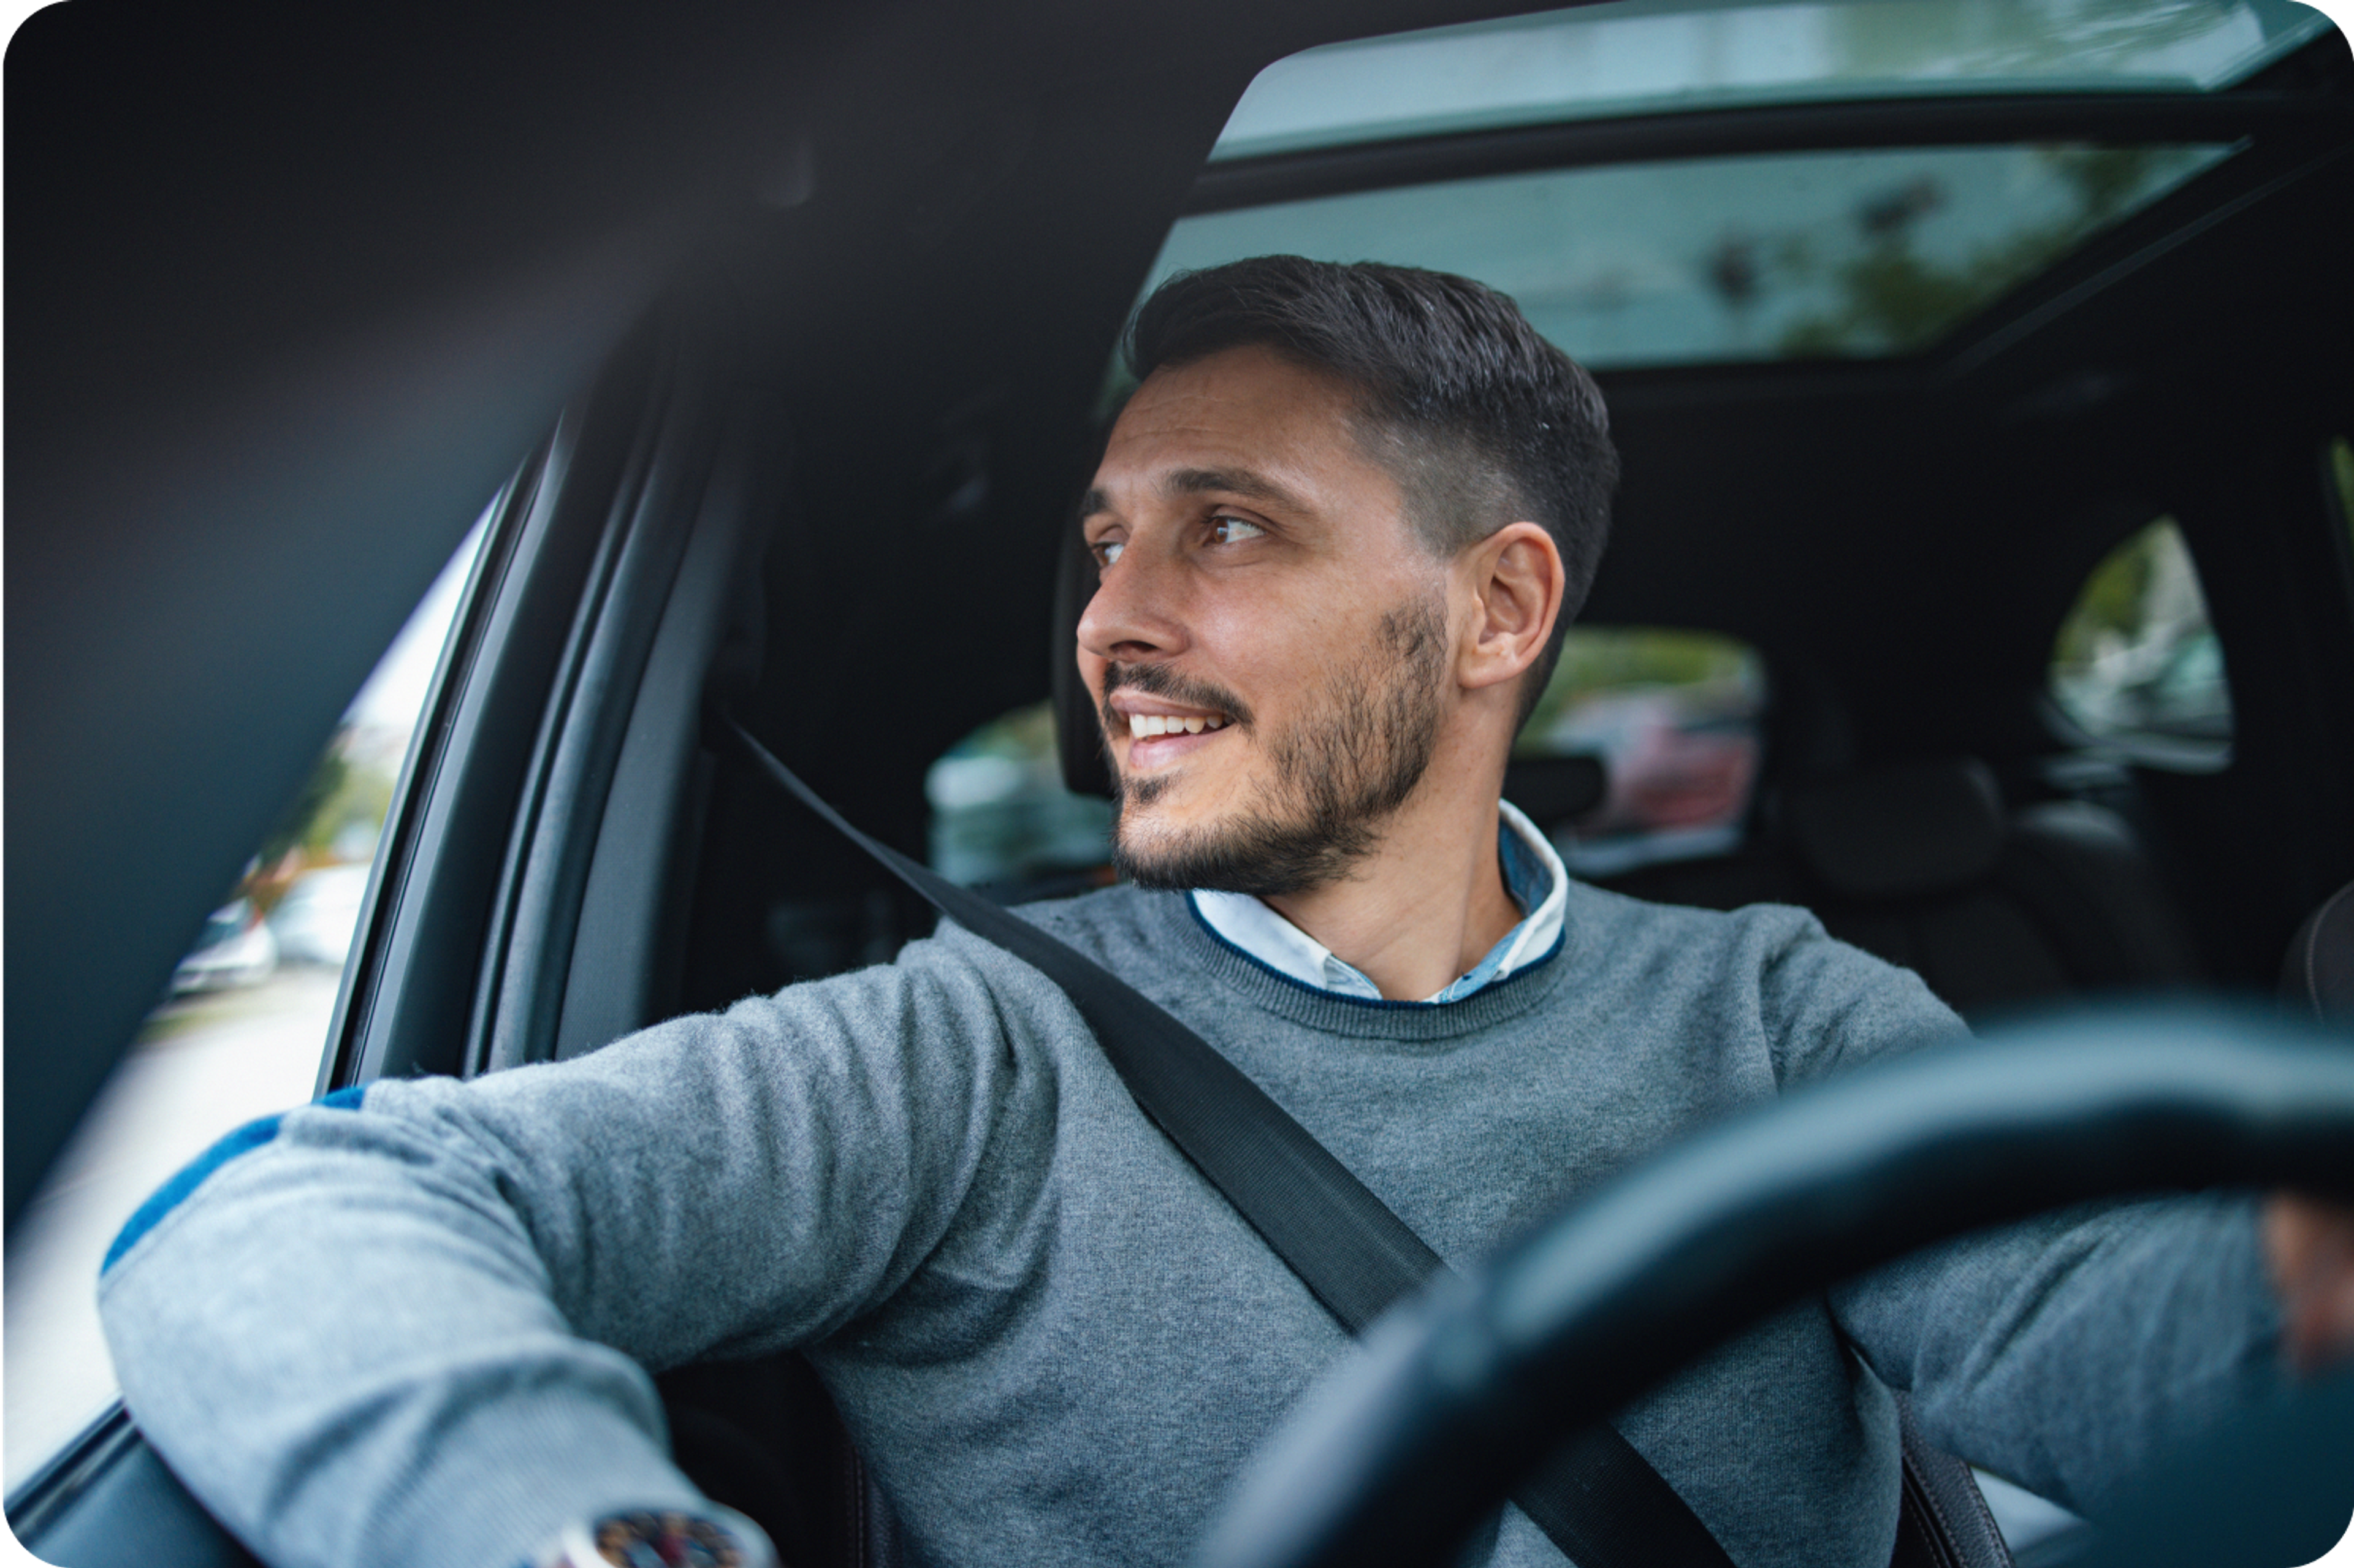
[1197,1006,2354,1568]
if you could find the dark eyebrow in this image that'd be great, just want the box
[1162,466,1308,512]
[1078,468,1306,527]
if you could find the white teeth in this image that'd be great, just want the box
[1127,713,1227,739]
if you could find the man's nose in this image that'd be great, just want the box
[1076,545,1189,665]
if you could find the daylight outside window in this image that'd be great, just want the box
[1211,0,2331,158]
[1151,0,2334,376]
[1149,143,2236,371]
[2,516,489,1488]
[2048,516,2233,764]
[927,702,1114,894]
[1516,627,1767,875]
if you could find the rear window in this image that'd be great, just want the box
[929,630,1770,890]
[1515,626,1767,875]
[927,702,1114,894]
[2048,515,2233,765]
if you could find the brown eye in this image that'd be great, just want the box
[1211,517,1265,545]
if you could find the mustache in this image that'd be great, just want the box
[1099,663,1255,736]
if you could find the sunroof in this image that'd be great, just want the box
[1211,0,2331,160]
[1144,142,2238,367]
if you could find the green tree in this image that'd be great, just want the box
[253,747,351,868]
[1778,148,2200,357]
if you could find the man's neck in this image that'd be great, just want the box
[1260,785,1521,1002]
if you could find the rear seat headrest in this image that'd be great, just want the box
[1786,759,2006,902]
[1502,754,1607,828]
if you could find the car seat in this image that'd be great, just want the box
[1606,758,2202,1022]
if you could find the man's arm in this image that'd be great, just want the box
[1753,915,2353,1514]
[97,931,1056,1568]
[1830,1190,2288,1517]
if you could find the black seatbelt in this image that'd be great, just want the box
[720,714,1736,1568]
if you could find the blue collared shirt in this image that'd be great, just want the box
[1188,801,1567,1003]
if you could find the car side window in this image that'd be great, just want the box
[2047,516,2233,766]
[1514,626,1767,877]
[1,517,488,1488]
[926,701,1115,898]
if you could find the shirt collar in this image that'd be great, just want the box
[1187,800,1567,1005]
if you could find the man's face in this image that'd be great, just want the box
[1076,345,1458,894]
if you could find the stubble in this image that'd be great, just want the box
[1105,593,1450,896]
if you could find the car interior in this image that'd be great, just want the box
[9,0,2353,1564]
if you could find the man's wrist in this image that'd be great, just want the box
[524,1504,776,1568]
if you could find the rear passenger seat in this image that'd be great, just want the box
[1599,758,2202,1021]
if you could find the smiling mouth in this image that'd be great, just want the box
[1100,663,1252,753]
[1125,712,1229,739]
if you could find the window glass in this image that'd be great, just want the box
[2,515,489,1487]
[927,702,1115,894]
[1149,143,2234,369]
[1213,0,2330,160]
[1515,627,1767,875]
[2049,516,2233,761]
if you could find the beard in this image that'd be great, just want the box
[1103,592,1450,896]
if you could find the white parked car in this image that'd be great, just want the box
[269,864,373,968]
[167,902,278,996]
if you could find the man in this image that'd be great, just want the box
[101,257,2353,1568]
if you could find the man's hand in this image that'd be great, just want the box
[2263,1193,2354,1371]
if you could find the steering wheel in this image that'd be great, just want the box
[1195,1007,2354,1568]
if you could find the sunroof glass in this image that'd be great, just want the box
[1212,0,2331,160]
[1145,142,2238,367]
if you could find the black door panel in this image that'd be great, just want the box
[8,1411,259,1568]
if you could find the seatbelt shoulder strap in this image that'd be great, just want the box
[718,715,1737,1568]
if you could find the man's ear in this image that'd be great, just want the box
[1458,522,1565,693]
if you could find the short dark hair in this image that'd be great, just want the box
[1124,256,1618,724]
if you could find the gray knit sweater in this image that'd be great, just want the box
[96,882,2280,1568]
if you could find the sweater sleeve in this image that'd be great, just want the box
[1829,1190,2284,1517]
[1745,907,2290,1518]
[95,932,1055,1568]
